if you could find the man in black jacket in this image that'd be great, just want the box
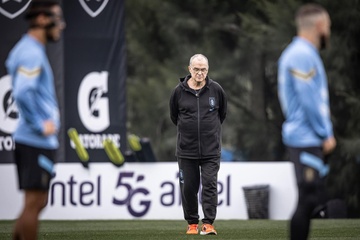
[169,54,227,235]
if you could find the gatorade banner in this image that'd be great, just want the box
[63,0,127,162]
[0,0,127,163]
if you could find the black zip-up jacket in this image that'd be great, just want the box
[169,75,227,159]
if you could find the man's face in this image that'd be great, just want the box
[188,58,209,83]
[47,5,66,42]
[319,12,331,50]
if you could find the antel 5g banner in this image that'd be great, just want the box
[0,0,127,163]
[0,162,297,220]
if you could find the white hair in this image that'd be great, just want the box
[189,54,209,66]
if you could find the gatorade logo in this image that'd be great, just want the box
[79,0,108,18]
[78,71,110,132]
[0,75,19,134]
[0,0,31,19]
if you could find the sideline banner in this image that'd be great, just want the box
[63,0,127,162]
[0,162,297,220]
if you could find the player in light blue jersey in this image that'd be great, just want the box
[8,31,60,150]
[278,4,336,240]
[5,1,65,239]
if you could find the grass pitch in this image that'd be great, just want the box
[0,219,359,239]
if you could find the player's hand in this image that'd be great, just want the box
[323,136,336,155]
[43,120,57,136]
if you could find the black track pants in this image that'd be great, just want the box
[178,157,220,225]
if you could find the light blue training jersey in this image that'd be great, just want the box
[6,34,59,149]
[278,37,333,148]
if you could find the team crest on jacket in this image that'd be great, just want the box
[209,97,216,111]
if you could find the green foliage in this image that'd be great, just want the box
[125,0,360,215]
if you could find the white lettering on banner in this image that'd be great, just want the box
[0,0,31,19]
[69,133,120,149]
[0,162,298,220]
[78,71,110,132]
[0,75,19,134]
[0,136,15,151]
[79,0,109,18]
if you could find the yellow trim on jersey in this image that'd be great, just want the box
[290,68,316,81]
[17,66,41,78]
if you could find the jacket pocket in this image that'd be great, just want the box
[200,120,220,155]
[178,131,198,152]
[201,132,220,154]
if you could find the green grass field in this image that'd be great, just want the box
[1,219,359,239]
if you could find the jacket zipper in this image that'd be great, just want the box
[184,84,205,158]
[196,91,201,158]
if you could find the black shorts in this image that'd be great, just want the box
[14,142,56,190]
[287,146,325,184]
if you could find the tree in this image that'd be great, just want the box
[125,0,360,216]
